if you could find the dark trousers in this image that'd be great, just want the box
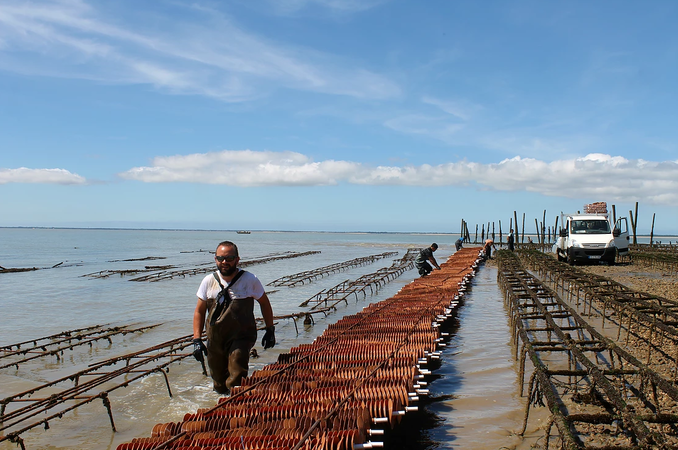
[416,262,432,276]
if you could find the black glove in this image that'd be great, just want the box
[192,338,208,362]
[261,326,276,349]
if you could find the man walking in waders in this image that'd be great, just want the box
[192,241,276,395]
[415,243,441,277]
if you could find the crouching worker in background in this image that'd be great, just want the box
[415,243,441,277]
[192,241,276,395]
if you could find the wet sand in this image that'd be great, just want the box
[579,260,678,302]
[481,252,678,448]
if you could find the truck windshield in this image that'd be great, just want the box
[571,220,610,234]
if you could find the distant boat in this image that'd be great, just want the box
[236,230,251,234]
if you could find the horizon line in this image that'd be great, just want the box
[1,226,676,238]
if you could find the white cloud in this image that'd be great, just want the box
[120,150,359,186]
[579,153,629,166]
[266,0,388,15]
[0,0,399,101]
[0,167,87,185]
[118,150,678,206]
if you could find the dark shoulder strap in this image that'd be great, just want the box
[213,272,224,290]
[230,269,246,286]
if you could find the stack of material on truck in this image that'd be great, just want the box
[584,202,607,214]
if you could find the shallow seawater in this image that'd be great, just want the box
[0,229,541,450]
[408,264,545,450]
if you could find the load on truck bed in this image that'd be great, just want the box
[553,203,630,265]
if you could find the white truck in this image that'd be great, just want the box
[553,211,630,265]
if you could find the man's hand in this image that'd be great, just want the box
[261,326,276,349]
[192,338,208,362]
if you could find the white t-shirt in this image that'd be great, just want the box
[196,270,265,303]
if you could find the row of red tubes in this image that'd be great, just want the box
[116,248,482,450]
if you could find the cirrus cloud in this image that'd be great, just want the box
[0,0,400,102]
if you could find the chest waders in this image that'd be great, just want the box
[205,270,257,393]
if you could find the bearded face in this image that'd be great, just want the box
[215,245,239,277]
[219,263,238,277]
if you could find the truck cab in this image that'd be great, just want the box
[553,213,629,265]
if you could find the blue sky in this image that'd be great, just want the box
[1,0,677,234]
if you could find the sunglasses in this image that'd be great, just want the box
[215,255,237,262]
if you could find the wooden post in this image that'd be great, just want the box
[481,224,485,241]
[499,220,503,246]
[650,213,656,247]
[629,210,637,245]
[612,204,617,225]
[554,216,559,240]
[475,224,478,244]
[535,218,540,244]
[521,213,526,244]
[633,202,639,245]
[513,211,519,245]
[542,210,546,245]
[492,222,495,242]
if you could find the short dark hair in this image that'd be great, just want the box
[216,241,239,256]
[431,243,438,249]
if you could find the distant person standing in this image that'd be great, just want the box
[507,229,515,252]
[416,243,441,277]
[192,241,276,395]
[455,237,464,251]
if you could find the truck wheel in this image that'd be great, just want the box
[608,253,616,266]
